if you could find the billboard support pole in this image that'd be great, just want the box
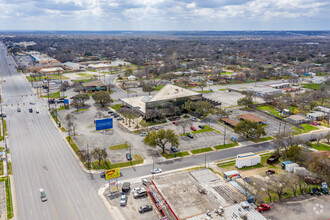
[103,129,106,152]
[108,180,110,194]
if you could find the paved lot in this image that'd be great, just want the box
[262,195,330,220]
[104,182,159,220]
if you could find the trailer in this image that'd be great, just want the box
[281,161,292,169]
[285,163,299,172]
[235,153,261,168]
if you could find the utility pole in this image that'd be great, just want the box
[223,126,226,147]
[283,121,287,133]
[204,154,207,168]
[47,78,50,111]
[278,122,282,134]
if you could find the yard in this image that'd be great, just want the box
[109,143,130,150]
[302,83,321,90]
[256,105,280,117]
[292,123,319,135]
[311,143,330,151]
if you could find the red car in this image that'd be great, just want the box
[190,126,196,131]
[173,121,177,125]
[256,203,270,212]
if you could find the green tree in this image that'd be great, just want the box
[91,147,107,166]
[234,120,266,139]
[73,93,89,106]
[92,91,113,107]
[283,145,309,166]
[213,108,228,119]
[194,101,212,117]
[125,68,133,77]
[144,129,179,153]
[142,82,155,95]
[237,96,253,108]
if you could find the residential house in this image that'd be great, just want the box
[307,111,325,121]
[287,115,309,124]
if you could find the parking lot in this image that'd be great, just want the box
[262,194,330,220]
[104,181,159,220]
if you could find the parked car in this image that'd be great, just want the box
[321,182,328,195]
[126,153,132,161]
[198,125,205,129]
[170,146,179,153]
[117,117,123,121]
[256,203,270,212]
[172,121,177,125]
[309,187,321,196]
[113,114,119,118]
[266,169,275,175]
[151,168,162,174]
[120,193,127,206]
[187,133,194,138]
[139,205,153,213]
[17,108,21,112]
[190,117,197,122]
[140,132,147,136]
[134,189,147,199]
[190,126,196,131]
[132,187,145,193]
[108,111,114,114]
[36,109,40,114]
[100,171,105,178]
[122,182,130,193]
[29,108,33,113]
[309,138,317,142]
[0,113,6,118]
[153,126,158,130]
[30,101,36,105]
[142,179,151,186]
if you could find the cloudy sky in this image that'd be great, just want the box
[0,0,329,31]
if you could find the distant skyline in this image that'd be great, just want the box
[1,0,329,31]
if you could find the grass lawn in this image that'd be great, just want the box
[311,143,330,151]
[140,120,166,127]
[196,90,213,93]
[26,74,69,81]
[73,79,93,83]
[222,72,234,75]
[302,83,321,90]
[257,105,280,117]
[250,136,274,143]
[0,177,14,219]
[160,151,190,159]
[42,91,61,99]
[77,73,93,78]
[292,123,319,135]
[191,147,214,154]
[57,105,67,111]
[192,125,221,134]
[7,162,12,175]
[218,88,228,91]
[91,155,144,169]
[66,136,81,160]
[0,161,3,175]
[155,84,165,91]
[214,142,238,150]
[109,143,129,150]
[110,104,122,110]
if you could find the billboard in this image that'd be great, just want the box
[96,118,113,131]
[105,168,120,180]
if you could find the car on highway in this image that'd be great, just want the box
[198,125,205,129]
[170,146,179,152]
[126,153,132,161]
[30,101,36,105]
[17,108,21,112]
[190,126,196,131]
[40,188,47,202]
[36,109,40,114]
[187,133,194,138]
[0,114,6,118]
[120,193,127,206]
[29,108,33,113]
[139,205,153,213]
[151,168,162,174]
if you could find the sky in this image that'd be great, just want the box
[0,0,329,31]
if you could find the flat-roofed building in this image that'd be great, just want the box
[63,62,80,71]
[237,113,266,124]
[40,67,64,75]
[120,84,202,118]
[287,115,309,124]
[88,63,111,70]
[82,80,107,93]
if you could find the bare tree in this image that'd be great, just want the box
[270,173,289,201]
[177,119,191,135]
[65,113,76,136]
[91,147,108,166]
[95,111,105,119]
[286,173,299,196]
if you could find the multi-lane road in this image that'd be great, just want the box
[0,42,328,220]
[0,43,112,219]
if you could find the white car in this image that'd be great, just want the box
[151,168,162,174]
[190,117,197,122]
[132,187,145,193]
[30,101,36,105]
[36,109,40,114]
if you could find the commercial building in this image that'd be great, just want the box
[63,62,80,71]
[315,106,330,114]
[247,87,282,97]
[88,63,111,70]
[82,80,107,93]
[120,84,202,118]
[40,67,64,75]
[270,83,291,89]
[237,113,266,124]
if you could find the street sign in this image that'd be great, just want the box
[64,99,69,104]
[105,168,120,180]
[96,118,113,131]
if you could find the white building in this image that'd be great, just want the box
[63,62,80,71]
[88,63,111,70]
[307,111,325,121]
[127,75,137,81]
[248,87,282,97]
[40,67,64,75]
[315,106,330,113]
[270,83,291,89]
[287,115,309,124]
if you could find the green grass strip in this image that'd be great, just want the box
[191,147,213,154]
[109,143,130,150]
[160,151,190,159]
[192,125,221,134]
[311,143,330,151]
[214,142,238,150]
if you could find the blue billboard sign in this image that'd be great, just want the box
[96,118,113,131]
[64,99,69,104]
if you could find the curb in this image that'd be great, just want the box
[98,184,125,220]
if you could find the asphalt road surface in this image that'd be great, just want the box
[0,43,111,220]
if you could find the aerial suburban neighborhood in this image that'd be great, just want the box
[0,31,329,220]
